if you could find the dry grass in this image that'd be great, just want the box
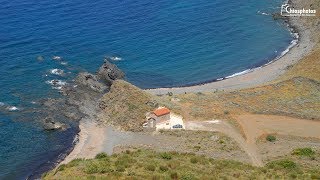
[98,80,180,131]
[43,149,320,179]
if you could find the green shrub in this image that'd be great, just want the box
[291,148,315,157]
[56,164,66,172]
[224,110,230,115]
[266,135,276,142]
[159,165,169,172]
[68,158,83,167]
[85,162,100,174]
[193,146,201,151]
[190,157,198,164]
[160,152,172,160]
[267,159,297,170]
[145,164,156,171]
[95,152,108,159]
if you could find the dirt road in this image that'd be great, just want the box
[185,115,320,167]
[185,120,264,167]
[236,114,320,143]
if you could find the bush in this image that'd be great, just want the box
[95,152,108,159]
[193,146,201,151]
[267,159,297,170]
[68,158,83,167]
[160,152,172,160]
[190,157,198,164]
[159,165,168,172]
[266,135,276,142]
[145,164,156,171]
[56,164,66,172]
[85,162,100,174]
[224,110,230,115]
[291,148,315,157]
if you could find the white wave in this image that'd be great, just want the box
[46,80,67,86]
[0,102,4,106]
[52,56,62,60]
[52,86,63,90]
[226,69,251,79]
[217,78,224,81]
[60,62,68,65]
[50,68,64,76]
[280,39,298,57]
[257,11,269,16]
[108,56,122,61]
[6,106,19,111]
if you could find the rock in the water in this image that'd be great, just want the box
[75,72,107,92]
[43,117,67,131]
[97,60,125,86]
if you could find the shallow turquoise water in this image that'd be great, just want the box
[0,0,292,178]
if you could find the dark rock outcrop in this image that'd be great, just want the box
[75,72,107,93]
[43,117,68,131]
[39,60,125,131]
[97,59,125,86]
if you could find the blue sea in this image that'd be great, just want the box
[0,0,293,178]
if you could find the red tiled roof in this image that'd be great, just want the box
[153,107,170,116]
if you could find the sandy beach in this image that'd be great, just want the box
[58,0,318,167]
[146,13,316,95]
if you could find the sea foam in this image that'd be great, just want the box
[6,106,19,111]
[226,69,251,79]
[50,69,64,76]
[46,80,67,86]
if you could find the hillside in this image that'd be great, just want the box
[98,80,178,131]
[43,149,320,179]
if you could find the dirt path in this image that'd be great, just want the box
[236,114,320,143]
[185,120,263,167]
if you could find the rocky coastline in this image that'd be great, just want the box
[28,59,125,179]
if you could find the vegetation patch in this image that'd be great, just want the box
[44,149,320,179]
[95,152,108,159]
[292,148,316,157]
[266,135,277,142]
[266,159,297,170]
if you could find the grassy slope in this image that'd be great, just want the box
[44,149,319,179]
[98,80,179,131]
[171,77,320,121]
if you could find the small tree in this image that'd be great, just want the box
[266,135,276,142]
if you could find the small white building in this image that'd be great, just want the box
[144,107,185,130]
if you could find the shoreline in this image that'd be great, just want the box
[59,120,107,165]
[53,0,317,173]
[145,10,315,95]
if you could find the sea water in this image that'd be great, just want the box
[0,0,292,178]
